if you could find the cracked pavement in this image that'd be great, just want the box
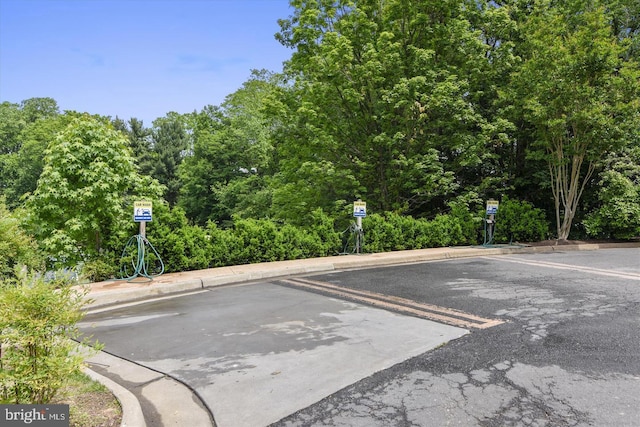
[274,249,640,426]
[81,248,640,426]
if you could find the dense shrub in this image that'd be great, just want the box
[363,211,475,253]
[145,203,214,273]
[232,218,286,264]
[89,202,552,275]
[583,170,640,239]
[362,213,404,252]
[0,272,97,404]
[491,196,549,243]
[0,201,44,280]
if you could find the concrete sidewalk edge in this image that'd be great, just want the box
[84,242,640,310]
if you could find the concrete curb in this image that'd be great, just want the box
[85,242,640,309]
[83,366,146,427]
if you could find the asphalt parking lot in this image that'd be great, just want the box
[81,247,640,427]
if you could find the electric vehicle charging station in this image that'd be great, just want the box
[119,200,164,281]
[352,200,366,254]
[483,199,499,246]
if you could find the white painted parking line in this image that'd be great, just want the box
[485,256,640,281]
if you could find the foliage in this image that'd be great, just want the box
[80,255,119,283]
[2,114,77,208]
[0,272,98,404]
[4,0,639,264]
[113,117,155,177]
[584,146,640,239]
[492,196,550,243]
[273,0,514,218]
[363,210,476,253]
[145,205,341,271]
[26,115,163,268]
[144,202,214,272]
[505,1,640,239]
[151,113,190,206]
[179,71,281,225]
[0,200,44,280]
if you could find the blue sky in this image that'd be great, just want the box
[0,0,294,125]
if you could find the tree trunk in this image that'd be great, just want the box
[549,143,595,240]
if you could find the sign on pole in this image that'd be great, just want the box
[485,199,499,215]
[134,200,153,222]
[353,201,367,218]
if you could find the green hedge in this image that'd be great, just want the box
[363,211,476,252]
[490,196,549,243]
[84,199,550,278]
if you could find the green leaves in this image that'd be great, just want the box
[0,272,96,404]
[26,115,162,268]
[504,0,639,239]
[274,0,491,217]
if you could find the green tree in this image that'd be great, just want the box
[506,1,639,239]
[584,144,640,239]
[0,102,26,156]
[113,117,155,176]
[0,102,27,200]
[274,0,498,219]
[179,70,280,224]
[26,115,162,267]
[177,105,227,224]
[19,97,59,123]
[2,114,75,208]
[151,113,190,206]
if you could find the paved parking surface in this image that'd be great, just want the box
[81,248,640,426]
[275,249,640,426]
[81,283,467,427]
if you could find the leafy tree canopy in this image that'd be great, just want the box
[26,115,163,267]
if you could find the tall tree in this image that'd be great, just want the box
[179,70,281,224]
[26,115,162,267]
[113,117,155,176]
[274,0,497,219]
[506,1,640,239]
[19,97,59,122]
[3,115,72,208]
[0,100,65,207]
[151,113,189,206]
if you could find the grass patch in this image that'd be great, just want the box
[52,370,122,427]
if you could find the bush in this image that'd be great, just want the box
[363,213,407,252]
[492,196,549,243]
[583,170,640,239]
[80,254,118,283]
[232,218,286,264]
[0,201,44,280]
[144,203,214,273]
[0,272,98,404]
[363,211,475,252]
[304,209,342,256]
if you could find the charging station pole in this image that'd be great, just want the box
[484,199,499,246]
[119,200,164,281]
[353,200,366,254]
